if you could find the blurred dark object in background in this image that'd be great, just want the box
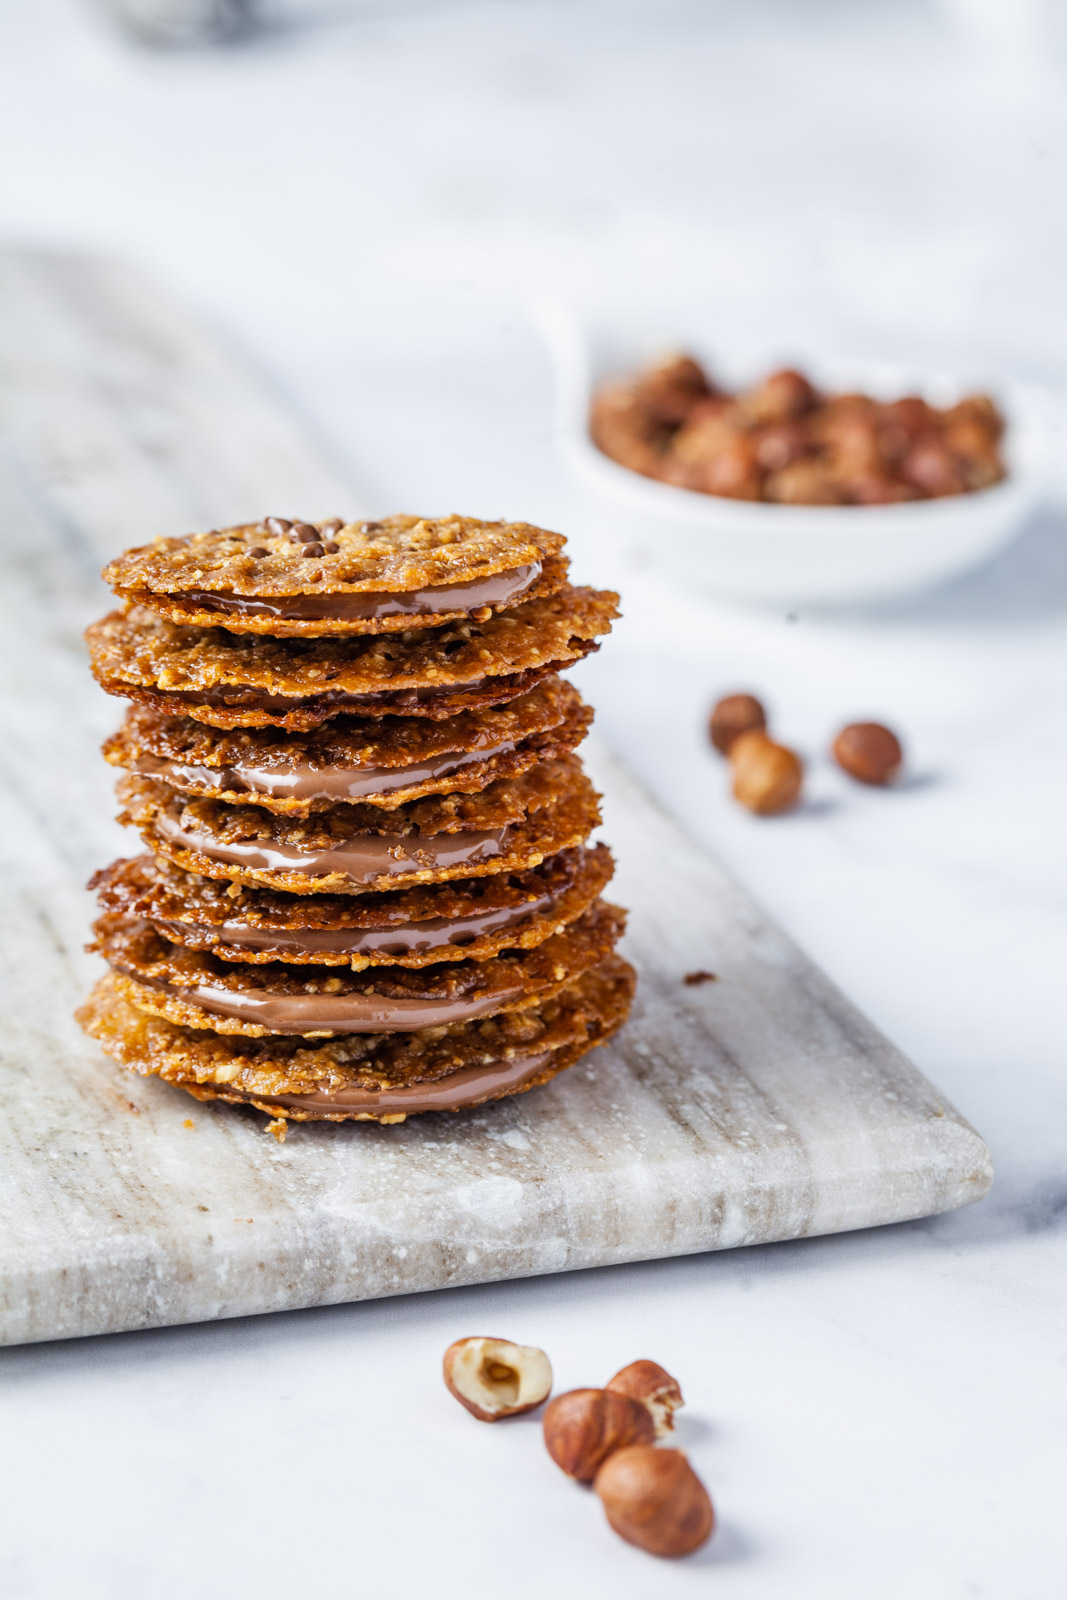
[93,0,256,46]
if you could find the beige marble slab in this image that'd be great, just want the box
[0,250,991,1346]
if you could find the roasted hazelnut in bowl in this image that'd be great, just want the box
[539,307,1043,606]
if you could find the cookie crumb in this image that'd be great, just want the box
[683,970,717,986]
[183,1117,195,1128]
[266,1117,288,1143]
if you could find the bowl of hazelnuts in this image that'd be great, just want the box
[541,309,1043,605]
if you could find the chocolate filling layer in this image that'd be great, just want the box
[175,563,541,623]
[155,891,555,957]
[172,681,486,714]
[129,971,526,1034]
[255,1048,554,1114]
[133,739,515,802]
[154,805,510,883]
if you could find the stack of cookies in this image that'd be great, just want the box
[78,514,635,1134]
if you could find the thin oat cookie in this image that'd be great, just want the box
[104,515,568,637]
[91,844,615,970]
[103,681,592,814]
[86,586,619,729]
[77,955,636,1122]
[93,899,625,1037]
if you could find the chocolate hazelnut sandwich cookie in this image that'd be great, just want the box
[88,898,625,1037]
[78,956,636,1124]
[91,843,615,972]
[116,754,599,895]
[102,514,568,638]
[78,513,634,1129]
[87,586,618,731]
[102,679,591,815]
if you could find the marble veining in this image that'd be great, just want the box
[0,251,991,1346]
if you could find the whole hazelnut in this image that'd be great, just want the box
[729,730,803,816]
[754,421,808,471]
[442,1336,553,1421]
[709,692,767,755]
[900,436,967,497]
[763,459,846,506]
[594,1446,714,1558]
[832,722,903,785]
[740,367,818,426]
[542,1388,655,1481]
[590,381,666,477]
[606,1360,684,1437]
[635,352,712,426]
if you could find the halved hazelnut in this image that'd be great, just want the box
[542,1388,655,1481]
[606,1360,684,1437]
[594,1445,714,1558]
[442,1336,552,1422]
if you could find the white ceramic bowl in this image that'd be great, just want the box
[538,303,1046,607]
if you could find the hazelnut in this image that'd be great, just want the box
[944,393,1004,441]
[729,730,803,816]
[753,421,807,471]
[542,1388,655,1481]
[689,436,762,501]
[594,1446,714,1558]
[739,367,818,426]
[764,459,846,506]
[832,722,903,785]
[900,437,967,497]
[442,1336,553,1422]
[590,381,668,478]
[709,693,766,755]
[635,352,712,426]
[845,474,917,505]
[885,395,934,438]
[605,1360,684,1437]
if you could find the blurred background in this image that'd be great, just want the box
[4,0,1067,516]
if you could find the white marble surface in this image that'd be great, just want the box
[1,3,1065,1597]
[0,247,991,1345]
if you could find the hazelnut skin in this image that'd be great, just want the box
[729,730,803,816]
[832,723,903,785]
[709,693,767,755]
[543,1388,655,1482]
[594,1446,715,1558]
[606,1360,684,1437]
[442,1336,553,1421]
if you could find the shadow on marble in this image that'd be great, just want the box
[688,1519,753,1568]
[892,769,943,795]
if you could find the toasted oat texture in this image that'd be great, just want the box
[102,680,592,814]
[76,955,636,1121]
[86,587,619,729]
[92,845,614,970]
[104,515,568,636]
[120,757,600,894]
[93,899,624,1038]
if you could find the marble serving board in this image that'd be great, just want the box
[0,250,992,1346]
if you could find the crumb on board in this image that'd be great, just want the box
[683,970,718,986]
